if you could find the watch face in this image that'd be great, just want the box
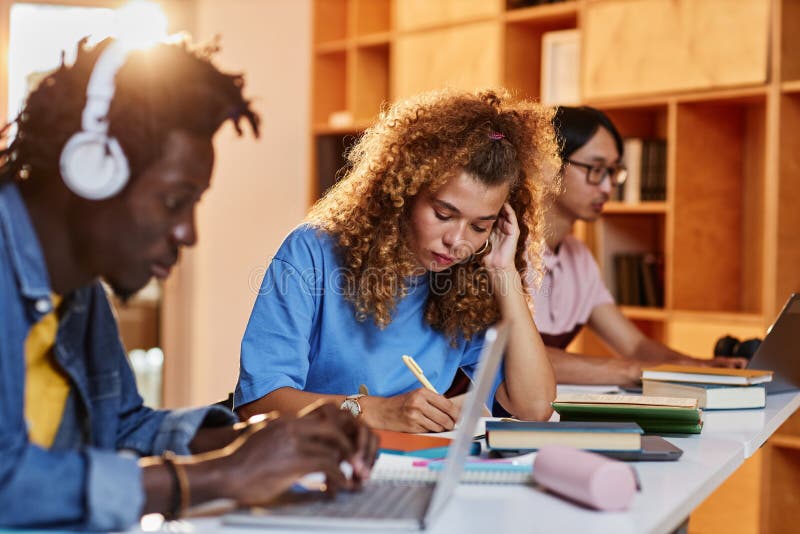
[341,399,361,417]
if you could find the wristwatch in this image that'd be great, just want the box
[340,394,365,418]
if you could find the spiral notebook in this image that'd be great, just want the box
[223,321,509,531]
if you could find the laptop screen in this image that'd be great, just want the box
[424,321,509,525]
[748,293,800,394]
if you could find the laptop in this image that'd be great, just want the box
[748,293,800,394]
[223,322,509,531]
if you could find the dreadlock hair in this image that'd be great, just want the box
[306,88,560,342]
[0,37,259,186]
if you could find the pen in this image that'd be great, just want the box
[402,354,438,393]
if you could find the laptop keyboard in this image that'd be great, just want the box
[266,481,435,520]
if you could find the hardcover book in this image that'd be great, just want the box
[641,365,773,385]
[485,421,642,452]
[552,393,703,434]
[642,379,766,410]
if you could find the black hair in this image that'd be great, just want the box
[0,37,259,186]
[553,106,623,161]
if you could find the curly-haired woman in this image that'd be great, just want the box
[235,89,558,432]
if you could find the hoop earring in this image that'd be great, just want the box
[476,240,491,255]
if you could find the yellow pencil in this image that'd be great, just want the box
[402,354,439,393]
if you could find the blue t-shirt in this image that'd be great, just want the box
[235,225,501,406]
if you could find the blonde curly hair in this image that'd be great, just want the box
[306,88,559,340]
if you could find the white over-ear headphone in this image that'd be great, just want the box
[60,41,132,200]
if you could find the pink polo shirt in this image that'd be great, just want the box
[527,235,614,348]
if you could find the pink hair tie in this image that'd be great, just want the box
[488,132,505,140]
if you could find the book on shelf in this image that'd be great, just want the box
[485,420,643,452]
[616,138,666,203]
[641,364,774,386]
[552,393,703,434]
[642,379,766,410]
[612,252,664,307]
[620,138,642,203]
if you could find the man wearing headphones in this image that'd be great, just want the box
[0,38,377,530]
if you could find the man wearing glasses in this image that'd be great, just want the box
[525,106,745,387]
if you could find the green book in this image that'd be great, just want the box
[552,393,703,435]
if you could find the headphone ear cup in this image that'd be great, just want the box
[734,338,762,360]
[713,335,740,357]
[60,131,130,200]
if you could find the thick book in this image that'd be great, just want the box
[485,421,642,452]
[641,364,773,386]
[552,393,703,434]
[642,379,766,410]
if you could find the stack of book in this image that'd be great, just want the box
[552,393,703,434]
[641,365,773,410]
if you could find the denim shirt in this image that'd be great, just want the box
[0,182,236,531]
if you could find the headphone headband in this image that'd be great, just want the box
[60,40,132,200]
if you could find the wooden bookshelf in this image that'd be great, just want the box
[309,1,799,528]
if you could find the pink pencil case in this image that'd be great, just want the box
[533,446,637,511]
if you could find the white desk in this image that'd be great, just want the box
[700,391,800,457]
[129,392,800,534]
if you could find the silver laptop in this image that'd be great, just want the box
[748,293,800,394]
[223,322,509,531]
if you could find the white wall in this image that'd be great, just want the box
[168,0,311,406]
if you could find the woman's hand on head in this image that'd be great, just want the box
[482,202,520,274]
[360,390,460,433]
[213,403,378,506]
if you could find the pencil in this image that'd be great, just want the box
[402,354,439,393]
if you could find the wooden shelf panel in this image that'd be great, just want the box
[504,1,578,25]
[356,33,391,47]
[314,40,349,54]
[769,435,800,451]
[668,310,764,325]
[353,0,391,36]
[782,80,800,94]
[604,202,667,215]
[586,85,768,109]
[619,306,667,321]
[314,0,348,43]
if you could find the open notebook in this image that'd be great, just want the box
[223,321,509,531]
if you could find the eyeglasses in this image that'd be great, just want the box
[565,159,628,187]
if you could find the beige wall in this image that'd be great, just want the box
[163,0,311,407]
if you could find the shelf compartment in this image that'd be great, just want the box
[503,13,577,99]
[314,132,362,200]
[312,50,348,125]
[763,442,800,532]
[590,214,666,310]
[775,94,800,317]
[671,98,766,315]
[314,0,348,44]
[353,0,391,36]
[352,43,390,123]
